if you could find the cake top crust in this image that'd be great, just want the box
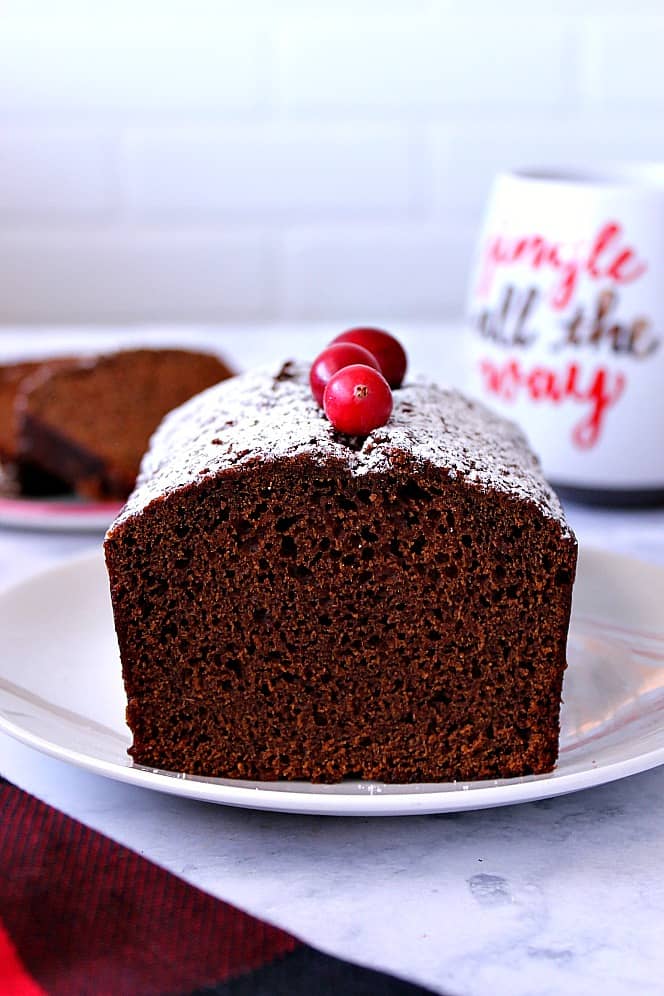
[111,361,572,536]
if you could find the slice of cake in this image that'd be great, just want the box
[15,348,233,500]
[0,358,73,494]
[104,361,577,783]
[0,360,43,466]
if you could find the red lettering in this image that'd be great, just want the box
[477,220,647,308]
[476,236,503,297]
[606,248,647,284]
[587,222,620,277]
[550,259,580,310]
[572,368,625,448]
[526,367,561,401]
[564,362,581,397]
[477,356,625,449]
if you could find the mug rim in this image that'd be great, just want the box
[507,162,664,190]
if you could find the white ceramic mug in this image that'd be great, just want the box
[465,166,664,503]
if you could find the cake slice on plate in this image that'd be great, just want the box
[14,348,233,501]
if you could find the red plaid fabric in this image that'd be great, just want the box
[0,778,437,995]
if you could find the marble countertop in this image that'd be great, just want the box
[2,325,664,996]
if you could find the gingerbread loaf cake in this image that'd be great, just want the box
[14,348,233,500]
[105,361,577,783]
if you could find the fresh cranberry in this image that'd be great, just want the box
[310,342,380,407]
[323,364,393,436]
[332,327,407,388]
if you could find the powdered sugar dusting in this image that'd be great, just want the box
[111,361,571,536]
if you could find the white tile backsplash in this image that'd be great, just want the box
[281,225,474,320]
[278,15,575,112]
[0,230,274,322]
[125,125,420,219]
[0,2,661,323]
[0,132,119,221]
[0,15,268,115]
[586,16,664,105]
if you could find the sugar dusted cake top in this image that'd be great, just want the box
[111,361,571,535]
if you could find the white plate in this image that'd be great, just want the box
[0,495,123,532]
[1,547,663,816]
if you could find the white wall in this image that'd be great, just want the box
[1,0,663,324]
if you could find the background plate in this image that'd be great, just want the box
[0,495,123,532]
[1,547,663,816]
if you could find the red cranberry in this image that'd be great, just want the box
[332,327,407,388]
[323,364,393,436]
[310,342,380,407]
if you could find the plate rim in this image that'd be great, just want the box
[1,546,664,816]
[0,495,124,532]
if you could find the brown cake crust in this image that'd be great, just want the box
[105,362,577,784]
[15,348,233,500]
